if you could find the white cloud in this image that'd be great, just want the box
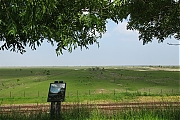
[100,21,139,43]
[113,22,138,35]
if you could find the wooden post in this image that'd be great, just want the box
[114,89,116,102]
[56,102,61,116]
[50,102,55,118]
[50,101,61,118]
[77,90,79,102]
[149,89,150,95]
[38,91,39,97]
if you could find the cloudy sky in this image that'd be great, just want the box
[0,21,179,67]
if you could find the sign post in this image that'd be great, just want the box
[47,81,66,118]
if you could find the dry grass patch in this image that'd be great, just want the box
[134,96,180,102]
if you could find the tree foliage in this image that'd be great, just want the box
[126,0,180,44]
[0,0,179,54]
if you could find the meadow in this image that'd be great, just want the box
[0,66,179,104]
[0,66,179,119]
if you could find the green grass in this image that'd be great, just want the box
[0,66,179,104]
[0,105,179,120]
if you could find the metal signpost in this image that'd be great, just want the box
[47,81,66,119]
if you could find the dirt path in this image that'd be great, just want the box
[0,102,179,114]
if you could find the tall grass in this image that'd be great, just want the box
[0,105,179,120]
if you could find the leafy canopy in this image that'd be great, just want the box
[0,0,179,54]
[127,0,180,44]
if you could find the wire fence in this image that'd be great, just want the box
[1,88,179,99]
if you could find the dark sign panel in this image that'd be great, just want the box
[47,83,66,102]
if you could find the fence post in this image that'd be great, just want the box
[38,91,39,97]
[114,89,116,102]
[77,90,79,102]
[24,91,25,97]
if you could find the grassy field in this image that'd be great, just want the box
[0,66,179,104]
[0,106,180,120]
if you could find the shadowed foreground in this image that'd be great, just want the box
[0,102,180,120]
